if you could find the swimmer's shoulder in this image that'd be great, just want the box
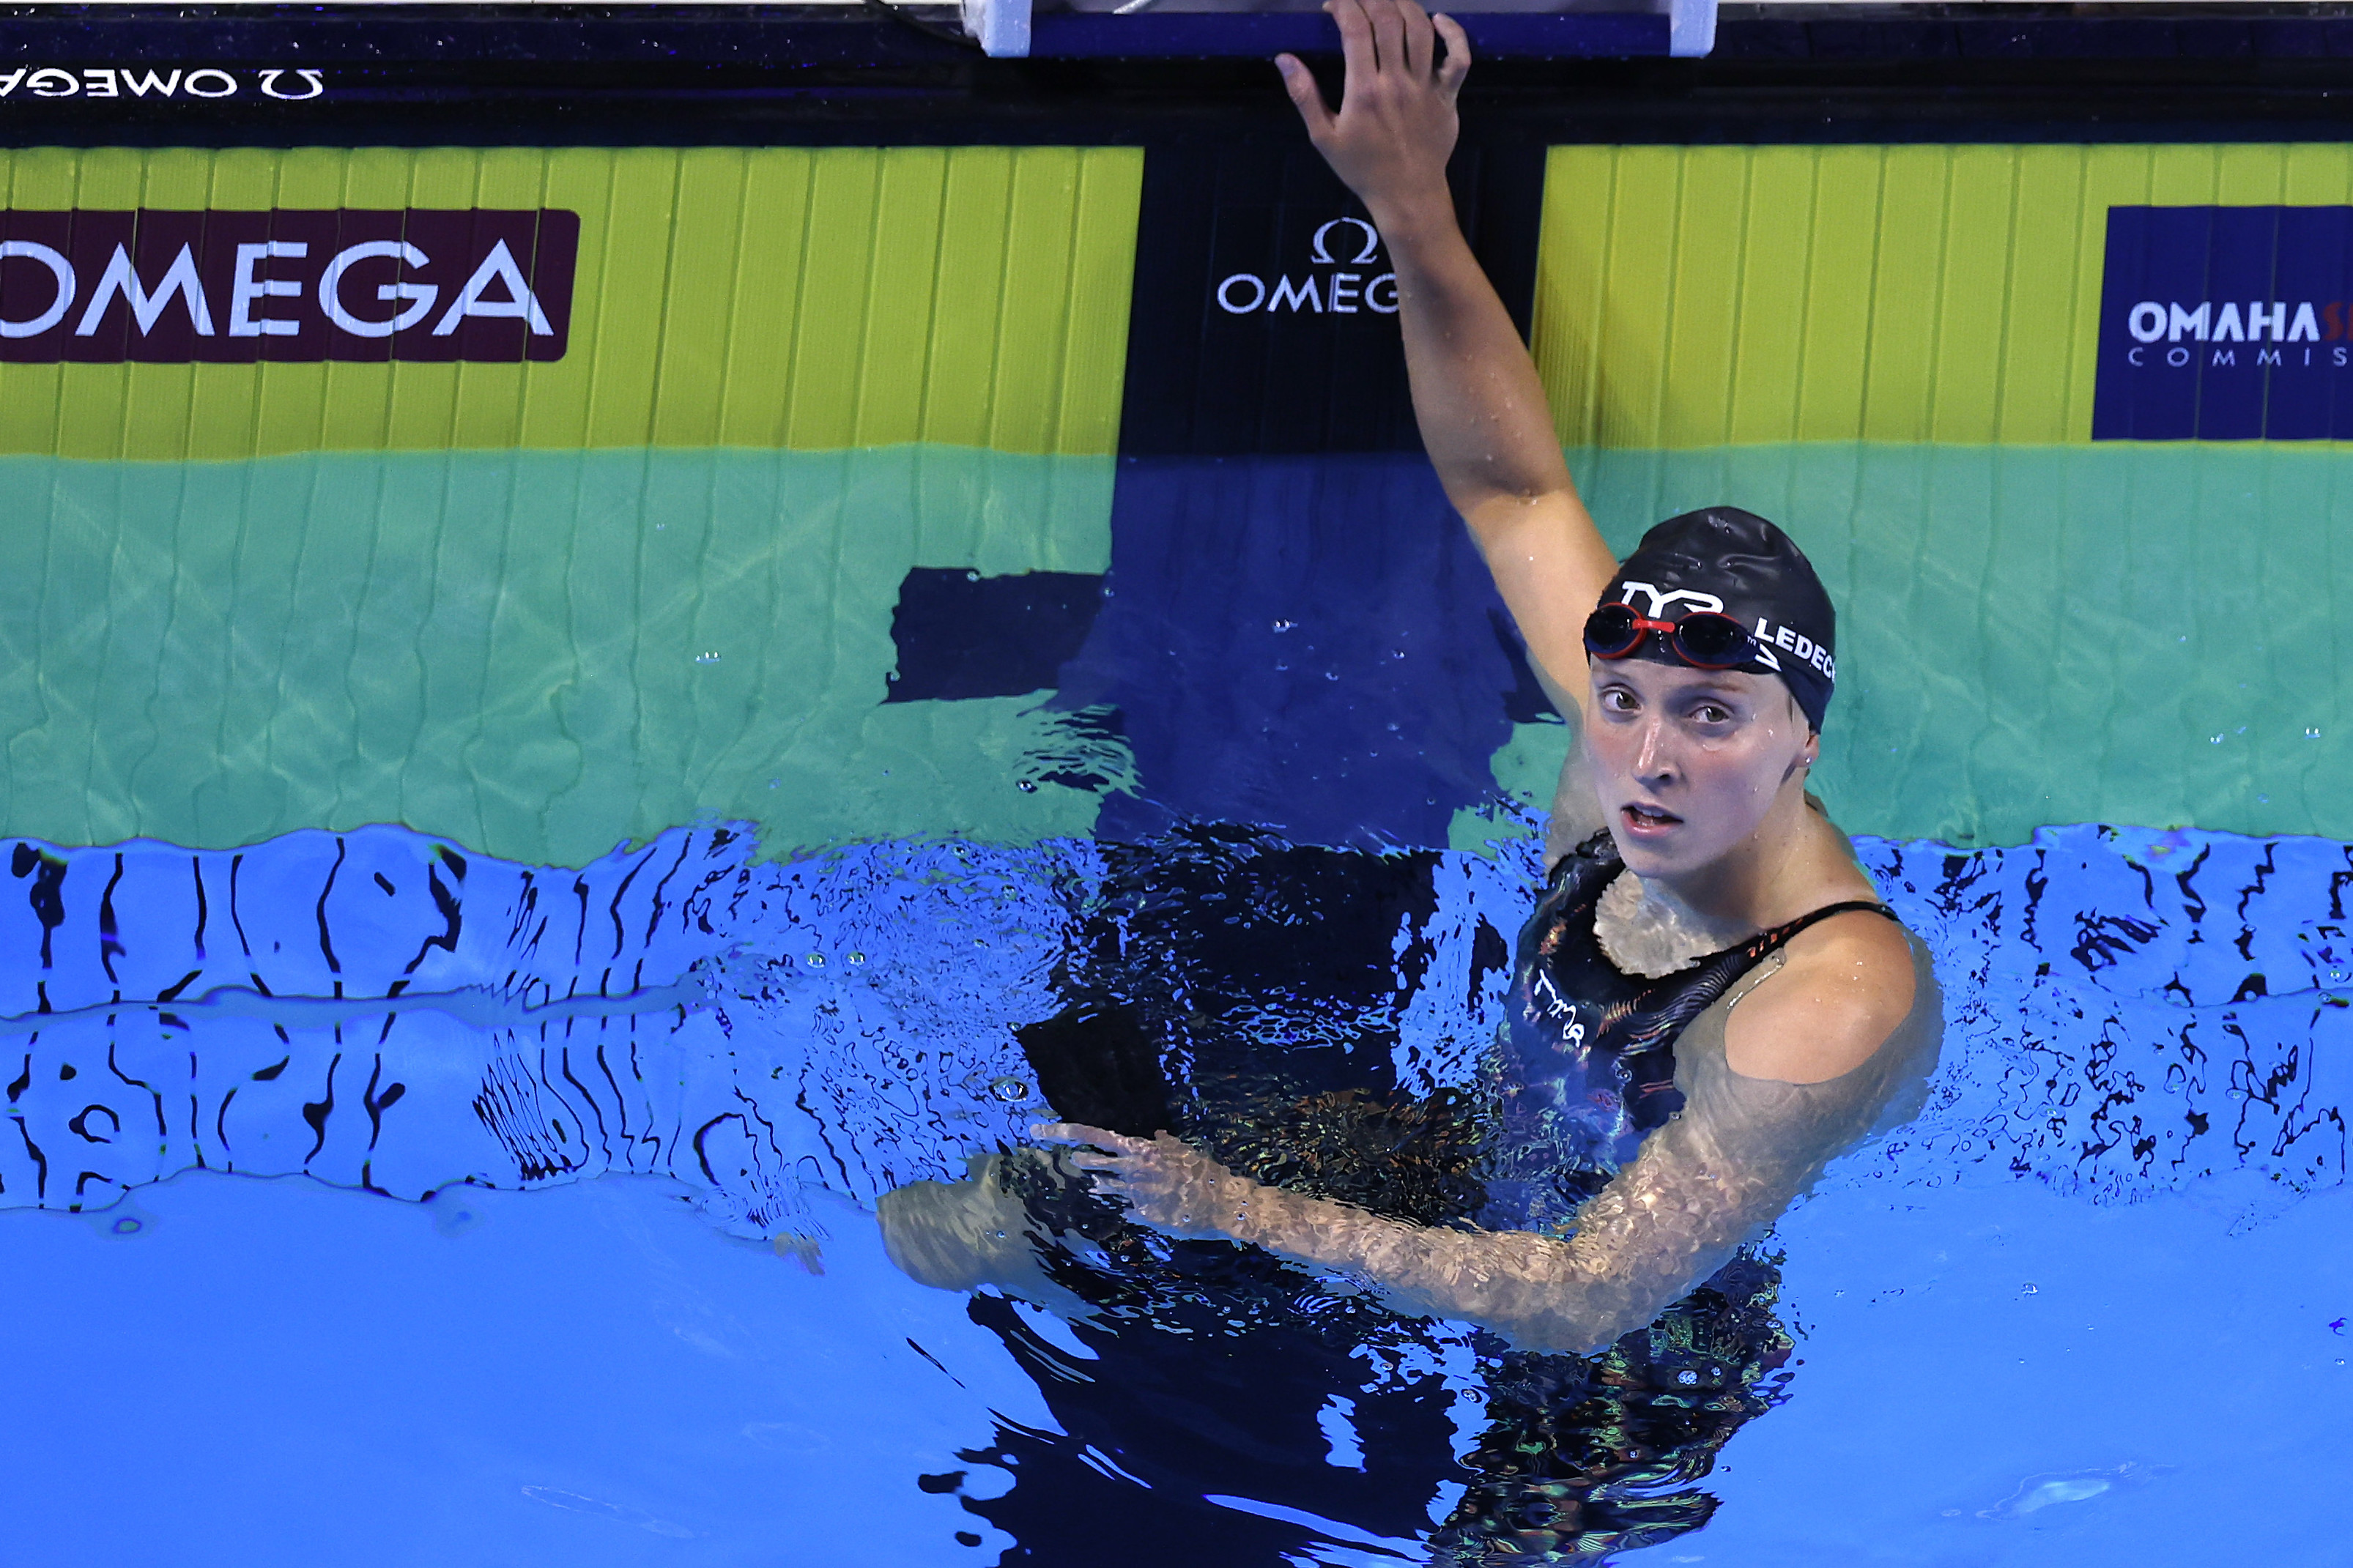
[1722,906,1920,1086]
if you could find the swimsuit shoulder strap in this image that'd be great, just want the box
[1752,899,1904,954]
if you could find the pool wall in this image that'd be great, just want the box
[0,146,1138,862]
[1533,143,2353,847]
[3,85,2349,862]
[3,21,2350,1564]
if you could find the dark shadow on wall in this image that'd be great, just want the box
[1054,452,1550,850]
[1052,127,1552,848]
[886,568,1108,703]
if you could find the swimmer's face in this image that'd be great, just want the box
[1583,658,1817,880]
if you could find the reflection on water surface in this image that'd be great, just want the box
[0,817,2341,1559]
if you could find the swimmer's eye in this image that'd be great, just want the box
[1689,702,1733,725]
[1598,688,1640,713]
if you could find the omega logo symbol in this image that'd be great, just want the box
[1214,215,1399,317]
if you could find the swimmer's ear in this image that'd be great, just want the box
[1790,690,1820,755]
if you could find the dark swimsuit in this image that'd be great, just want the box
[1481,828,1903,1235]
[981,828,1915,1565]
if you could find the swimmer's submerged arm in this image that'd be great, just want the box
[1247,1126,1781,1356]
[1280,0,1617,699]
[1040,1107,1790,1357]
[1037,929,1936,1355]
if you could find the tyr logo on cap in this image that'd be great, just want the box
[1612,580,1725,619]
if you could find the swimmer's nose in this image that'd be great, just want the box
[1633,715,1675,782]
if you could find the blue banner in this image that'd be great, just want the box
[2094,206,2353,441]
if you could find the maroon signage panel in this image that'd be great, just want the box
[0,209,579,363]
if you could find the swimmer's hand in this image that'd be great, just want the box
[1277,0,1470,225]
[1031,1122,1255,1242]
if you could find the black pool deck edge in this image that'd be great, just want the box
[7,4,2353,144]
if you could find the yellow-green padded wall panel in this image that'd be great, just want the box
[1058,146,1144,457]
[0,145,1142,459]
[1727,149,1817,447]
[1995,146,2088,445]
[1535,144,2353,448]
[1861,148,1949,445]
[1927,146,2016,446]
[1793,146,1884,443]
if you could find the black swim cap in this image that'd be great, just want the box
[1599,506,1837,733]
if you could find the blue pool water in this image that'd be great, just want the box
[1,814,2346,1563]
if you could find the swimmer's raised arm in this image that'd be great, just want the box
[1280,0,1618,701]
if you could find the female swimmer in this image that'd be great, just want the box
[1033,0,1943,1358]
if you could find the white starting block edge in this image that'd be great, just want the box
[956,0,1714,61]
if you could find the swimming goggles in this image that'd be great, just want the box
[1582,603,1763,670]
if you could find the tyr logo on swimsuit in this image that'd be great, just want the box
[0,209,579,362]
[2094,206,2353,440]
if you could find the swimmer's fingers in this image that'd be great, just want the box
[1275,53,1335,140]
[1398,0,1434,83]
[1073,1166,1141,1199]
[1329,0,1379,93]
[1431,12,1470,97]
[1030,1121,1151,1158]
[1363,0,1409,75]
[1062,1148,1144,1177]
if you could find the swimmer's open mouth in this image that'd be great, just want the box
[1622,803,1683,831]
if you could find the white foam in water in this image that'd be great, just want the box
[0,819,2346,1562]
